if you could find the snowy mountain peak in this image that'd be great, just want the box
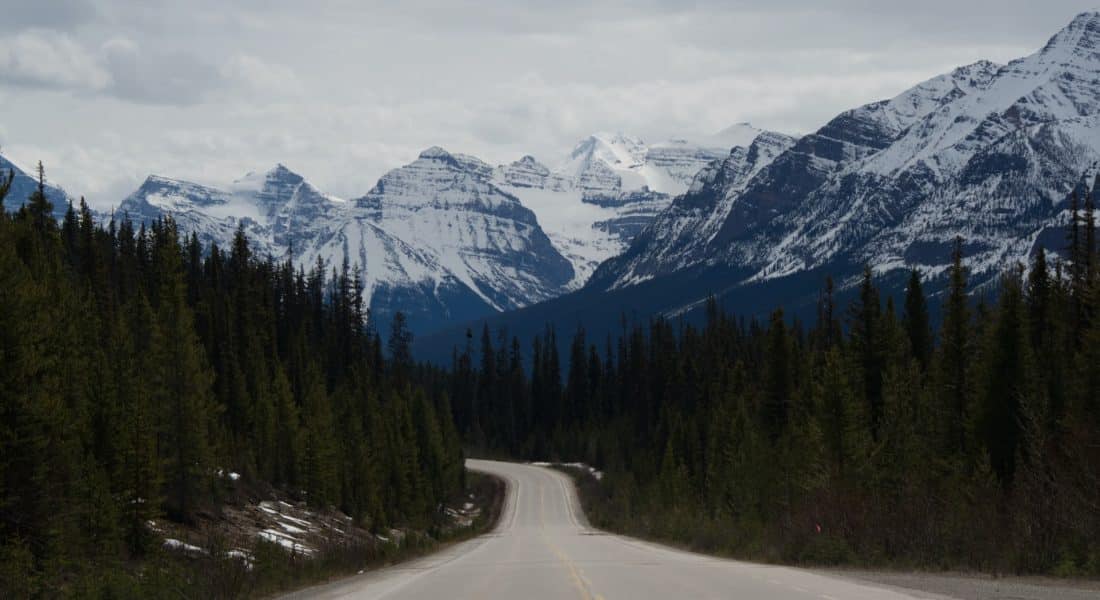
[1042,10,1100,55]
[703,122,764,150]
[418,146,455,161]
[567,133,648,169]
[515,155,546,169]
[591,10,1100,312]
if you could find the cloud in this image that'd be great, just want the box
[219,54,303,95]
[1,0,1095,210]
[0,30,112,91]
[6,0,99,30]
[0,32,301,106]
[100,37,222,105]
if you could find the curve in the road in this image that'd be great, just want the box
[283,459,940,600]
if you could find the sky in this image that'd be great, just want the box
[0,0,1096,208]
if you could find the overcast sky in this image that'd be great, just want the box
[0,1,1096,208]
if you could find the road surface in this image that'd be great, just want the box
[284,459,958,599]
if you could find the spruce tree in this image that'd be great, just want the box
[982,269,1033,487]
[940,237,971,455]
[850,266,884,440]
[763,309,790,443]
[25,161,54,233]
[0,168,12,208]
[902,269,933,371]
[151,219,215,521]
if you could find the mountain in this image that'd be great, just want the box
[417,10,1100,363]
[0,153,74,220]
[497,125,767,286]
[59,117,766,336]
[295,147,574,333]
[115,152,579,334]
[591,10,1100,303]
[117,165,344,259]
[590,130,798,289]
[558,125,760,197]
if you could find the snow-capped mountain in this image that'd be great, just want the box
[107,121,753,333]
[591,130,798,288]
[115,151,582,333]
[0,153,74,220]
[492,153,671,288]
[295,147,574,333]
[558,124,760,197]
[495,125,767,286]
[118,165,346,259]
[590,11,1100,303]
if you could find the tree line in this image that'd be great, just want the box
[453,181,1100,574]
[0,165,464,596]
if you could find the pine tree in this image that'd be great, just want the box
[389,311,413,384]
[902,269,933,371]
[982,269,1033,487]
[301,364,338,508]
[25,161,54,234]
[850,266,884,440]
[115,297,163,555]
[0,167,13,208]
[151,219,215,521]
[763,309,790,443]
[940,237,971,455]
[566,325,590,427]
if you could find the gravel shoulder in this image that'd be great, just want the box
[820,568,1100,600]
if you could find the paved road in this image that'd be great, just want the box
[285,459,954,599]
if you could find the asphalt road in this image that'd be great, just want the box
[285,459,954,600]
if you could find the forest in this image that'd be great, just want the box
[5,159,1100,597]
[450,187,1100,575]
[0,166,465,596]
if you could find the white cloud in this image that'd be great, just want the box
[0,1,1093,210]
[219,54,303,96]
[0,30,111,91]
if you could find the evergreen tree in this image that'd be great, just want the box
[940,237,971,454]
[902,269,933,371]
[850,266,884,440]
[762,309,790,442]
[982,269,1033,487]
[25,162,54,234]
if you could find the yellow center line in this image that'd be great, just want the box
[539,480,605,600]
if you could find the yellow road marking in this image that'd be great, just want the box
[539,479,604,600]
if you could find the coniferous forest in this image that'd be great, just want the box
[5,160,1100,597]
[449,194,1100,575]
[0,167,465,596]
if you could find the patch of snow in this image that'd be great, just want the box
[258,529,313,555]
[163,538,206,554]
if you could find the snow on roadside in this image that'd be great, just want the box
[163,538,206,554]
[532,461,604,481]
[258,529,314,555]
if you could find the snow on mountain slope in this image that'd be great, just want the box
[106,119,764,333]
[356,147,571,308]
[751,11,1100,284]
[493,126,766,287]
[590,130,797,288]
[116,154,574,333]
[558,126,761,197]
[591,10,1100,301]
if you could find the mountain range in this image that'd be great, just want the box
[50,129,746,333]
[4,11,1099,347]
[418,9,1100,359]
